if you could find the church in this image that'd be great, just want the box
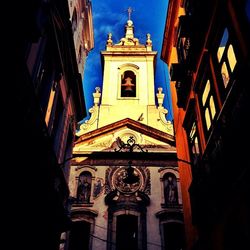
[64,13,185,250]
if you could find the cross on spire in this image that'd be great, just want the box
[127,7,133,20]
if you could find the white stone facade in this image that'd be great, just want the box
[65,15,184,250]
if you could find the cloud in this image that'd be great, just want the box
[93,10,126,47]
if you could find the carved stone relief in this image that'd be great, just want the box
[105,166,151,195]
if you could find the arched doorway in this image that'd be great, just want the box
[105,166,151,250]
[116,214,138,250]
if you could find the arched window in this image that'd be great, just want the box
[163,173,178,206]
[77,171,92,203]
[121,70,136,97]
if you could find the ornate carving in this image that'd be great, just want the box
[93,177,104,199]
[114,136,147,152]
[158,106,174,134]
[158,166,178,173]
[105,167,112,194]
[118,37,140,46]
[91,139,113,148]
[113,167,142,193]
[78,105,99,131]
[105,166,151,195]
[75,165,97,171]
[143,167,151,195]
[77,87,101,134]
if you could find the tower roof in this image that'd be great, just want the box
[105,8,154,51]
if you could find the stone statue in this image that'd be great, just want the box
[77,176,91,203]
[165,176,177,204]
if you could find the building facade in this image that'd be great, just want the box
[161,0,250,249]
[10,0,93,249]
[68,0,94,80]
[64,16,186,250]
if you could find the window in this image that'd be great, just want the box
[176,15,192,62]
[121,70,136,97]
[36,55,54,117]
[183,99,201,164]
[177,33,191,63]
[217,28,237,89]
[200,78,218,133]
[77,171,92,203]
[188,121,201,164]
[50,90,64,144]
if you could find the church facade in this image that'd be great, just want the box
[64,15,185,250]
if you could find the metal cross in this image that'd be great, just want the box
[127,7,133,20]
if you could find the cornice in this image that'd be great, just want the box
[75,118,175,146]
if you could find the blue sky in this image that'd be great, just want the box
[82,0,172,122]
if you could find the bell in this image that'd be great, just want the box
[121,76,135,91]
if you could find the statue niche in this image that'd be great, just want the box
[121,70,136,97]
[77,171,92,204]
[164,173,178,206]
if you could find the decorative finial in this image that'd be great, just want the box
[127,7,133,20]
[93,87,101,106]
[106,32,113,46]
[158,87,163,93]
[157,87,165,107]
[95,87,101,93]
[146,33,152,46]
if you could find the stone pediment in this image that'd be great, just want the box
[74,118,175,153]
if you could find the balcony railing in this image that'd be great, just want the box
[170,63,193,109]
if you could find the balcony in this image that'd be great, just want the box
[170,63,185,81]
[170,63,192,109]
[178,15,192,38]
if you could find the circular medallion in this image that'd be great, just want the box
[113,167,142,193]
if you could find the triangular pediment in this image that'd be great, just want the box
[74,118,175,153]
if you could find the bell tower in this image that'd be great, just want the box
[77,11,173,136]
[99,12,157,124]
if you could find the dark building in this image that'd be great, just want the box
[161,0,250,249]
[9,0,87,249]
